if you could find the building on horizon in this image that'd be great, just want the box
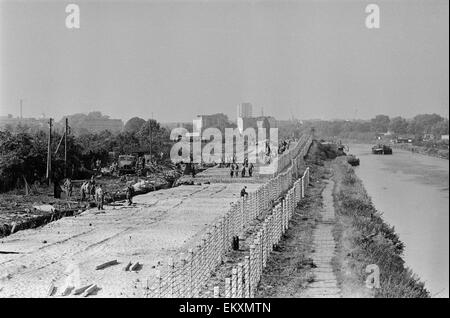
[237,102,253,119]
[60,111,123,135]
[0,114,51,132]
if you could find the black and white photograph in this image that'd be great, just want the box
[0,0,448,302]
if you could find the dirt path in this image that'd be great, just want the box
[256,164,342,298]
[256,165,323,297]
[300,179,341,298]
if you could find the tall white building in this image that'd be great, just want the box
[237,102,253,119]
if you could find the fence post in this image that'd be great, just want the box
[201,237,208,285]
[249,244,255,297]
[262,223,267,267]
[240,197,244,236]
[244,255,251,298]
[213,286,220,298]
[237,262,243,298]
[231,267,238,298]
[225,277,231,298]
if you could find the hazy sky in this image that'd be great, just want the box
[0,0,448,123]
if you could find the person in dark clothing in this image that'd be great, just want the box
[240,186,248,198]
[126,185,134,206]
[53,178,61,199]
[89,176,96,200]
[241,166,246,178]
[191,163,196,178]
[230,164,234,178]
[248,163,254,177]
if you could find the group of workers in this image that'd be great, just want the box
[80,177,105,210]
[77,176,135,210]
[230,161,254,178]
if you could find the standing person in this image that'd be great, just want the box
[248,163,254,177]
[64,178,73,198]
[241,165,246,178]
[191,163,196,178]
[240,186,248,198]
[230,164,234,178]
[126,185,134,206]
[89,176,96,200]
[80,182,88,201]
[95,185,104,210]
[53,177,62,199]
[96,159,101,173]
[90,184,96,202]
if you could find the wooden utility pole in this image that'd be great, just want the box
[64,118,68,177]
[46,118,53,185]
[150,112,153,160]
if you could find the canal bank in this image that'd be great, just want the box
[255,140,430,298]
[348,144,449,297]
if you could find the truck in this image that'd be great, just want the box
[118,155,137,175]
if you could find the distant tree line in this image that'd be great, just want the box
[0,117,170,192]
[301,113,449,141]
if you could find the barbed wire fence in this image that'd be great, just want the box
[147,135,312,298]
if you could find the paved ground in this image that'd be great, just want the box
[0,182,260,298]
[301,180,341,298]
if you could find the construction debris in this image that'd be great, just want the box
[95,260,119,270]
[73,284,94,295]
[61,285,74,296]
[0,250,21,254]
[33,204,55,213]
[123,261,132,271]
[47,284,57,297]
[10,222,17,234]
[130,262,142,272]
[83,284,99,297]
[0,165,181,239]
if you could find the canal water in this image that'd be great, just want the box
[349,144,449,298]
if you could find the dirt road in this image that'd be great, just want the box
[0,183,260,297]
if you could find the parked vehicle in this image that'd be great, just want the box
[372,144,393,155]
[118,155,137,174]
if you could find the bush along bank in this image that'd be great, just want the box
[391,143,449,160]
[331,157,429,298]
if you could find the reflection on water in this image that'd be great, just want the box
[349,144,449,298]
